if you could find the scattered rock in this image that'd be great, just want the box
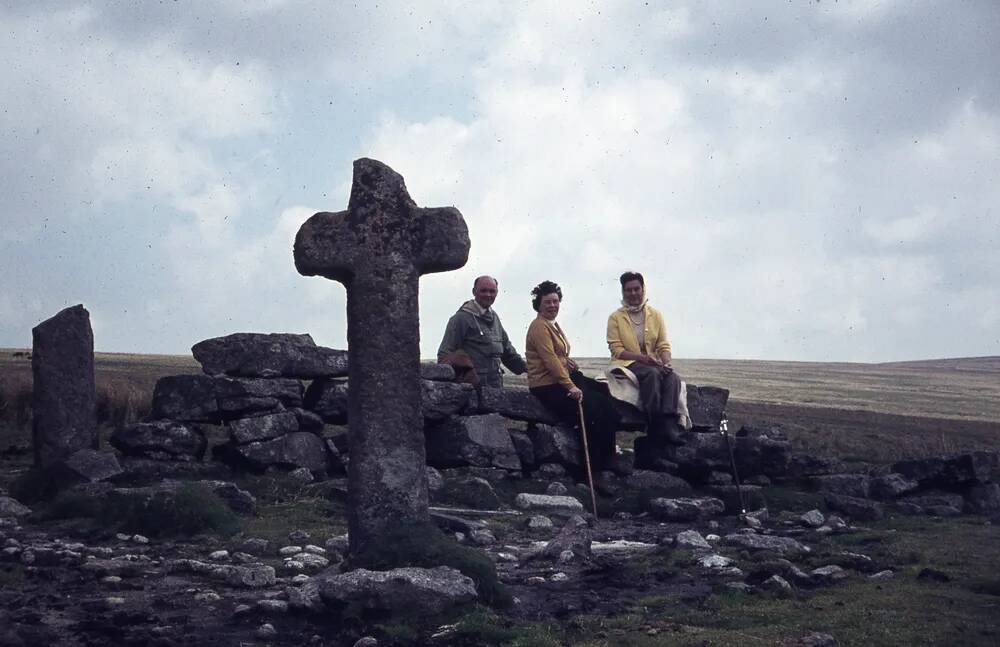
[724,533,810,556]
[515,493,584,514]
[675,530,711,551]
[799,509,825,528]
[0,497,31,518]
[810,565,847,585]
[649,497,725,521]
[824,494,884,522]
[317,566,477,615]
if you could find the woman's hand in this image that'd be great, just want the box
[567,386,583,401]
[637,354,661,367]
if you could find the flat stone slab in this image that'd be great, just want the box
[317,566,477,615]
[724,532,810,556]
[192,332,348,378]
[478,388,561,424]
[514,493,584,513]
[590,540,658,556]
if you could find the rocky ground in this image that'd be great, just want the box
[3,446,999,647]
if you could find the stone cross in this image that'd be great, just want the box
[32,304,98,467]
[294,158,470,553]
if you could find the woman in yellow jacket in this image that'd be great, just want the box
[525,280,620,472]
[606,271,682,438]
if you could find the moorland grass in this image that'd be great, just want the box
[42,481,240,538]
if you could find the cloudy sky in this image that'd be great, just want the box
[2,1,997,362]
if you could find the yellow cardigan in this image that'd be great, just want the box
[525,316,574,389]
[607,304,672,368]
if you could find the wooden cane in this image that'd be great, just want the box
[576,399,599,519]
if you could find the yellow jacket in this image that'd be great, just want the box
[607,303,672,368]
[525,316,574,389]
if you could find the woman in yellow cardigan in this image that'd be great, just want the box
[525,280,620,472]
[606,271,682,438]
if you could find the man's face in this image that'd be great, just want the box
[622,279,645,306]
[473,278,498,309]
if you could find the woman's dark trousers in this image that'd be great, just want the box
[529,371,620,471]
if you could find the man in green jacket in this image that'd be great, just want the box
[437,276,527,388]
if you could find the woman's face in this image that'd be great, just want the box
[622,279,645,306]
[539,293,561,320]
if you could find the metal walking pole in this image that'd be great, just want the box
[576,400,599,519]
[721,417,747,514]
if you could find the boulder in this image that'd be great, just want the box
[152,375,223,422]
[675,529,712,551]
[425,414,521,470]
[290,408,325,432]
[685,385,730,431]
[478,388,560,424]
[870,473,919,500]
[965,483,1000,514]
[228,411,300,444]
[508,430,535,471]
[530,424,582,467]
[649,497,725,521]
[0,496,32,518]
[439,476,501,509]
[215,377,303,416]
[787,454,843,479]
[810,565,848,585]
[110,421,207,461]
[216,432,331,473]
[811,474,871,499]
[421,381,476,421]
[192,332,348,378]
[824,494,884,521]
[799,509,825,528]
[420,363,456,381]
[53,449,123,488]
[623,469,693,494]
[536,516,591,560]
[303,379,349,424]
[152,375,303,422]
[317,566,477,615]
[893,451,999,488]
[665,429,791,481]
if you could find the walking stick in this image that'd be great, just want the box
[720,417,747,514]
[576,400,599,519]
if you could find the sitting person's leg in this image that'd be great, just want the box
[658,367,682,416]
[628,362,664,414]
[571,372,621,471]
[529,384,577,424]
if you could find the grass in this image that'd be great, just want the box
[41,481,240,538]
[0,348,200,448]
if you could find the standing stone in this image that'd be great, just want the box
[294,158,470,553]
[32,305,97,467]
